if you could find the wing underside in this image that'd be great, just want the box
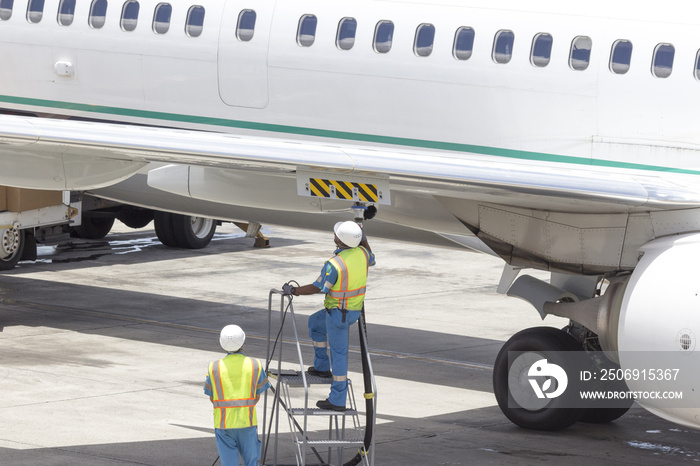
[3,114,700,274]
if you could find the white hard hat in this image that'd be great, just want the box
[220,325,245,352]
[334,221,362,248]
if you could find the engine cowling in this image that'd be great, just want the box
[618,233,700,428]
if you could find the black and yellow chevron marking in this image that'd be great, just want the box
[309,178,378,203]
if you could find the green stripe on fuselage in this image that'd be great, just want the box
[2,94,699,176]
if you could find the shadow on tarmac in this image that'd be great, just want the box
[0,274,499,393]
[3,229,700,466]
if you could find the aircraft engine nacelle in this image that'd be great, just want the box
[618,232,700,429]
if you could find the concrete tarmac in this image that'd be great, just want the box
[1,222,699,465]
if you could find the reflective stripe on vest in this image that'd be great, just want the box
[209,354,263,429]
[324,246,369,311]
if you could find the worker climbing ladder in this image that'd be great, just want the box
[261,289,377,466]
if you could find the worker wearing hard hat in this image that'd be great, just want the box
[203,325,270,466]
[283,221,375,411]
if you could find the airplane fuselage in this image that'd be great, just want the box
[2,0,700,432]
[2,0,700,173]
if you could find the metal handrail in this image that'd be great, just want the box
[263,289,310,466]
[262,289,375,466]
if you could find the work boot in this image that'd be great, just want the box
[307,367,332,378]
[316,398,346,411]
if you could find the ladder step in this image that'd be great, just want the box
[288,408,358,416]
[277,374,334,386]
[268,369,299,377]
[300,439,366,447]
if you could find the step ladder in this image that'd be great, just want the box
[261,289,376,466]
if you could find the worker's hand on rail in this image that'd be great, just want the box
[282,283,296,296]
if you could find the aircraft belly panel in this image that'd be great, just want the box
[296,169,391,205]
[477,205,626,269]
[148,165,346,212]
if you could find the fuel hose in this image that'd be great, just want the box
[343,308,374,466]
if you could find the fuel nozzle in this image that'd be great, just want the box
[351,204,365,224]
[351,203,377,224]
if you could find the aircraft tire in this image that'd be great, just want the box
[171,214,216,249]
[579,405,631,424]
[154,211,179,247]
[71,216,115,240]
[578,372,632,424]
[493,326,583,431]
[118,208,154,229]
[0,228,24,271]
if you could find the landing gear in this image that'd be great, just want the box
[578,363,632,424]
[117,207,154,229]
[494,326,632,430]
[71,216,115,240]
[154,212,216,249]
[579,401,631,424]
[153,211,178,247]
[493,327,583,431]
[172,214,216,249]
[0,227,24,270]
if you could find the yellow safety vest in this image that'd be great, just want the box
[323,246,370,311]
[208,353,266,429]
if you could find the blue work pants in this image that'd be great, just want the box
[215,426,260,466]
[308,307,361,406]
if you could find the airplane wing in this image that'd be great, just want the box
[1,114,700,215]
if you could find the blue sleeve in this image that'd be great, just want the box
[204,374,213,397]
[257,365,271,395]
[368,250,376,267]
[312,261,338,293]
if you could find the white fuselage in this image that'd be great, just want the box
[2,0,699,170]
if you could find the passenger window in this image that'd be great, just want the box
[414,23,435,57]
[336,17,357,51]
[610,39,633,74]
[185,5,205,37]
[0,0,13,21]
[493,30,514,64]
[453,27,475,60]
[531,33,552,67]
[121,0,139,31]
[26,0,44,23]
[412,23,435,57]
[297,14,317,47]
[236,9,256,41]
[152,3,171,34]
[89,0,107,28]
[569,36,592,71]
[695,50,700,81]
[374,20,394,53]
[57,0,75,25]
[652,43,674,78]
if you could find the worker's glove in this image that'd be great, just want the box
[282,283,296,296]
